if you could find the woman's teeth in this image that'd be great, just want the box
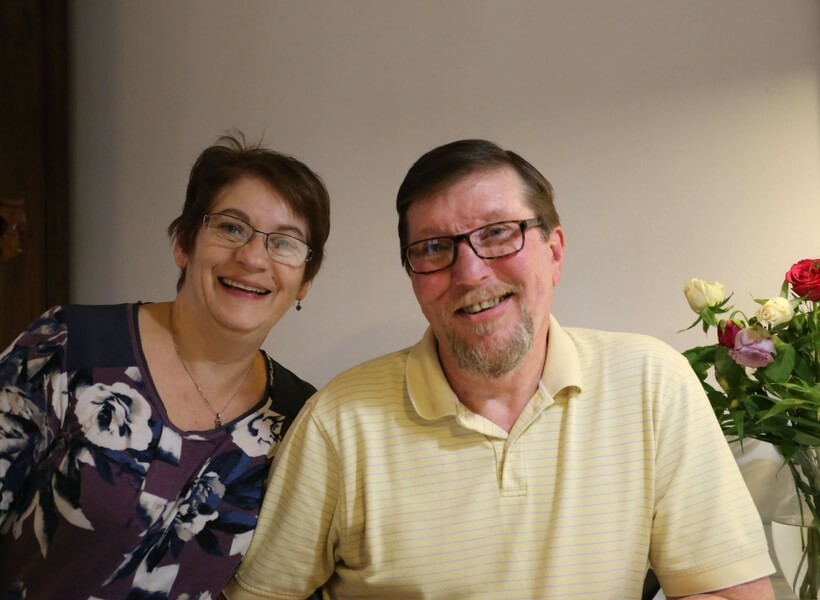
[220,278,269,295]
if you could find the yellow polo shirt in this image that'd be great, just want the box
[226,318,774,599]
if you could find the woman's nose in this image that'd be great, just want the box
[234,232,270,267]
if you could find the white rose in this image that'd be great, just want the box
[756,296,794,327]
[75,382,153,451]
[683,278,726,312]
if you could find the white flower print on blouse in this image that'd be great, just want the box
[75,382,152,451]
[0,387,48,525]
[173,472,225,541]
[230,409,286,458]
[108,461,234,590]
[0,458,14,513]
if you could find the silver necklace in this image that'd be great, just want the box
[169,304,254,428]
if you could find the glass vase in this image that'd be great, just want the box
[772,446,820,599]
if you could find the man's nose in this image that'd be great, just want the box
[450,238,491,283]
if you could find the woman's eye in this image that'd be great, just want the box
[219,223,243,236]
[271,236,298,251]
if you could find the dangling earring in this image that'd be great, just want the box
[295,299,302,311]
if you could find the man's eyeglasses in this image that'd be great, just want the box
[402,217,544,274]
[203,212,313,267]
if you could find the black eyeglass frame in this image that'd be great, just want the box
[202,212,314,266]
[402,217,545,275]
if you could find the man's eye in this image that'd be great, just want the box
[478,223,515,243]
[417,239,450,256]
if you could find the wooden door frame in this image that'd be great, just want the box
[0,0,69,348]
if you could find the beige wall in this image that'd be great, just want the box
[70,0,820,391]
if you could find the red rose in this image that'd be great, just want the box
[717,320,741,348]
[786,258,820,301]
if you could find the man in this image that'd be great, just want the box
[225,140,775,599]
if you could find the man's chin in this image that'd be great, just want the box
[443,308,535,378]
[448,334,530,378]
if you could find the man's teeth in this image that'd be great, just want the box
[220,278,268,295]
[462,297,502,314]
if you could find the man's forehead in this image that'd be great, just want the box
[433,165,522,196]
[407,168,527,223]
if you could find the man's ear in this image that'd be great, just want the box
[548,227,565,286]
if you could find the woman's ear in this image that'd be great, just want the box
[297,280,311,302]
[173,238,189,271]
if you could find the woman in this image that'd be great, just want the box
[0,133,330,599]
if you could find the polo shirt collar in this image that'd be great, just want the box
[541,315,584,399]
[406,316,583,421]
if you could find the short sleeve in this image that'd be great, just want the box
[0,307,68,528]
[650,351,774,595]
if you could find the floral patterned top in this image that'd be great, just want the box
[0,304,315,600]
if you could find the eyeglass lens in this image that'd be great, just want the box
[405,219,537,273]
[205,213,311,266]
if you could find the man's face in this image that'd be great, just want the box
[406,166,565,379]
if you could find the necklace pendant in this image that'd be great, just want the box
[170,303,252,432]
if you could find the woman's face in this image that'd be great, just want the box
[174,176,310,340]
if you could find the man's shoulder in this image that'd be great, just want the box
[562,326,685,364]
[563,325,664,344]
[558,326,698,404]
[314,346,413,402]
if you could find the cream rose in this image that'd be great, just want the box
[683,278,725,313]
[756,297,794,327]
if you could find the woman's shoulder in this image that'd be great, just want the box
[60,302,133,328]
[60,303,139,369]
[261,352,317,418]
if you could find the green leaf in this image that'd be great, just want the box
[790,431,820,446]
[702,309,718,328]
[759,397,809,420]
[714,347,747,391]
[677,315,703,333]
[778,381,820,402]
[784,414,820,433]
[732,411,745,439]
[683,345,718,380]
[762,343,796,383]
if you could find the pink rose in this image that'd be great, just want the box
[786,258,820,301]
[717,320,741,349]
[729,327,776,368]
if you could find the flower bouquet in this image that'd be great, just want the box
[681,258,820,598]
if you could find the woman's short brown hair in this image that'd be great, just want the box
[168,132,330,288]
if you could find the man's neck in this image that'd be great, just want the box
[439,337,548,433]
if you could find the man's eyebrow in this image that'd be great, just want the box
[410,214,514,239]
